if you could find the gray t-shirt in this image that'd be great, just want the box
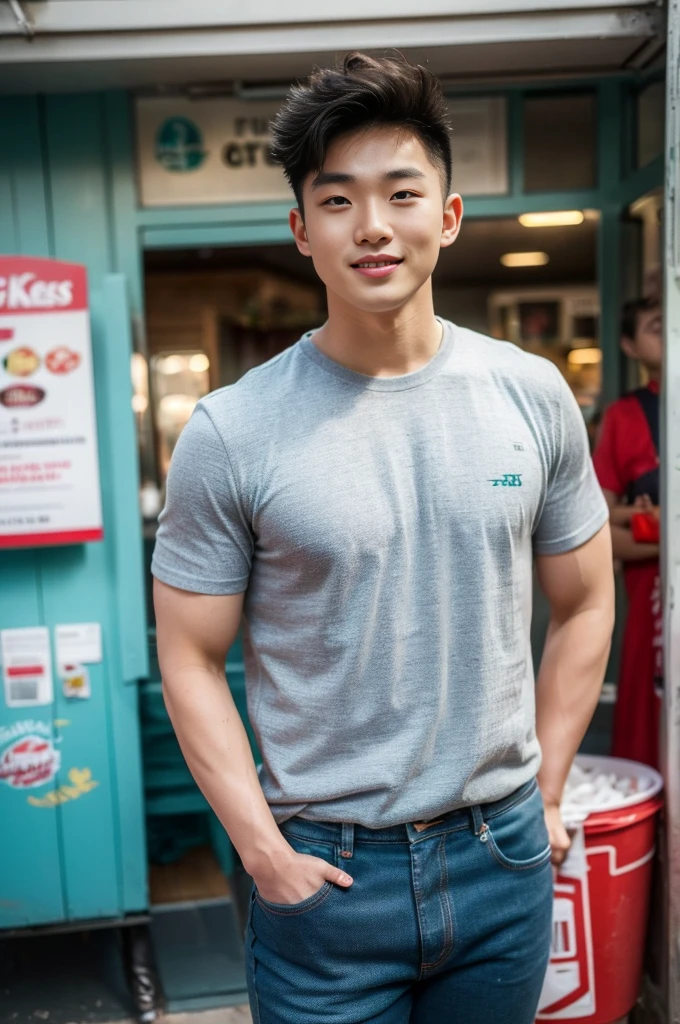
[152,320,608,828]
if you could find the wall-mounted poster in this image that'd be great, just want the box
[0,257,103,548]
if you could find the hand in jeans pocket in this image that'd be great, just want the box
[253,831,353,908]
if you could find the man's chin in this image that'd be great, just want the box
[336,287,425,316]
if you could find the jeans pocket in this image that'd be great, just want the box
[253,829,339,917]
[484,783,552,872]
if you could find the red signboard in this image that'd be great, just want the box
[0,257,104,548]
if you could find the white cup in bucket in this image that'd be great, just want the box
[561,754,663,828]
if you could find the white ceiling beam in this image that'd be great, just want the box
[0,0,663,36]
[0,8,663,65]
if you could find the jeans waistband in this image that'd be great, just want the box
[280,778,538,851]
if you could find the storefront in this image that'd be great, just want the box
[0,0,676,1016]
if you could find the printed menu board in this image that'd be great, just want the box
[0,257,103,547]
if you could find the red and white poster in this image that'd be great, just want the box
[0,257,103,547]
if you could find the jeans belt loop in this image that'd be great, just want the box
[340,822,355,860]
[471,804,485,836]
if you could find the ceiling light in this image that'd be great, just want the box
[500,252,550,268]
[568,347,602,367]
[518,211,584,228]
[131,393,149,414]
[130,353,148,394]
[158,393,199,420]
[189,353,210,373]
[157,354,187,375]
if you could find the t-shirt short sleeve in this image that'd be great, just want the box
[151,403,253,595]
[533,370,609,556]
[592,402,626,495]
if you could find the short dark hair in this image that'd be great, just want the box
[269,52,452,210]
[620,296,660,340]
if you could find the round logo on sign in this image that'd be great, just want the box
[155,117,207,172]
[0,735,61,788]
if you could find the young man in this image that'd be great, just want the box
[152,53,614,1024]
[593,297,662,768]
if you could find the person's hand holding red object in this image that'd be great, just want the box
[630,494,660,544]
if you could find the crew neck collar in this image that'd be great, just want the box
[299,318,454,392]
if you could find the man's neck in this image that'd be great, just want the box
[311,284,442,378]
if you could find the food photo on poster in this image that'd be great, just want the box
[0,257,104,548]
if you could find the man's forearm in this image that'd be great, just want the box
[162,665,290,876]
[535,606,612,806]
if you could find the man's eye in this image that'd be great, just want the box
[323,196,350,206]
[392,190,418,200]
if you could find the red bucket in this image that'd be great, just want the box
[537,756,663,1023]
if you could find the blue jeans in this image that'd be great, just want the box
[246,778,553,1023]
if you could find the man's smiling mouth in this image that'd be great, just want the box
[350,257,404,268]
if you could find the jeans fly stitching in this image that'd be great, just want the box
[421,834,454,972]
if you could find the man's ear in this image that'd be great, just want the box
[621,336,638,361]
[289,208,312,257]
[440,194,463,250]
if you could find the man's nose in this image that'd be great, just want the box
[354,203,393,246]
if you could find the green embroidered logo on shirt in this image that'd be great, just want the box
[489,473,523,488]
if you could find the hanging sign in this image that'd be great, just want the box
[0,257,103,548]
[135,95,507,207]
[136,97,292,207]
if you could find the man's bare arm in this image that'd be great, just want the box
[154,579,353,902]
[602,488,659,562]
[534,524,615,864]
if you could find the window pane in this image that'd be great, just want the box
[637,81,665,169]
[524,93,596,192]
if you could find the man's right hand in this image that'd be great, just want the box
[253,848,353,906]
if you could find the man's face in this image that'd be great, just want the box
[622,306,663,372]
[290,127,462,314]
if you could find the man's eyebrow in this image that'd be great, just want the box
[384,167,426,181]
[310,167,427,190]
[311,171,356,190]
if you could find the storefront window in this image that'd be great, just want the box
[523,92,597,192]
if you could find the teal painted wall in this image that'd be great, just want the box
[0,93,148,926]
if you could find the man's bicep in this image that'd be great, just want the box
[154,578,244,677]
[535,524,614,621]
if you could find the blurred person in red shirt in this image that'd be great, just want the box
[593,297,662,767]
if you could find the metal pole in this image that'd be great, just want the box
[663,4,680,1019]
